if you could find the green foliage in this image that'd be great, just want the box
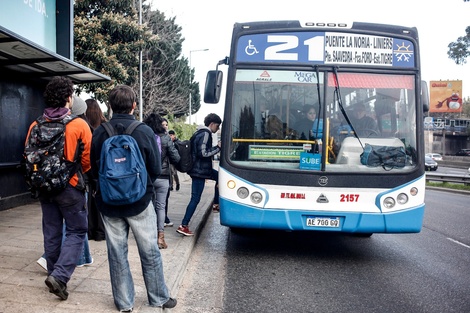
[427,182,470,192]
[141,8,192,117]
[164,114,196,140]
[447,26,470,65]
[73,0,158,103]
[171,123,198,141]
[463,97,470,118]
[72,0,202,121]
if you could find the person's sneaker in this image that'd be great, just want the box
[164,222,174,227]
[76,258,94,268]
[45,275,68,300]
[162,297,177,309]
[36,256,47,272]
[119,308,133,312]
[176,184,180,191]
[176,225,194,236]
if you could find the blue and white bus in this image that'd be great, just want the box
[204,21,429,235]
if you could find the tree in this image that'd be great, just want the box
[141,8,188,117]
[447,0,470,65]
[73,0,158,104]
[72,1,200,121]
[448,26,470,65]
[141,7,202,119]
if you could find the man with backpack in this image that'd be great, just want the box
[90,85,176,312]
[176,113,222,236]
[23,76,91,300]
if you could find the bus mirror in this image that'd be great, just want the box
[421,80,429,112]
[204,70,223,103]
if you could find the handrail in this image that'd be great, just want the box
[426,172,470,186]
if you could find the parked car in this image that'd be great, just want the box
[425,156,438,171]
[455,149,470,156]
[425,153,443,161]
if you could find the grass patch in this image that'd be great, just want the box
[426,181,470,191]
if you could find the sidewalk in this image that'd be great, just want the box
[0,173,215,312]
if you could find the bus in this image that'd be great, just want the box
[204,20,429,235]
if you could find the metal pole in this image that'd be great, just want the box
[189,50,192,125]
[139,0,143,121]
[189,49,209,124]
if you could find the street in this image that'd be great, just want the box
[174,190,470,313]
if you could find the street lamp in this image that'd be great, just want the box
[189,48,209,124]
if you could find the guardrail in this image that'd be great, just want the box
[426,172,470,186]
[435,158,469,169]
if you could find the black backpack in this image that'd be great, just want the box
[174,138,194,173]
[23,115,84,198]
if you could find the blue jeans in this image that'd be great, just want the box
[182,169,219,226]
[40,185,88,284]
[153,178,169,232]
[76,233,93,265]
[101,202,170,310]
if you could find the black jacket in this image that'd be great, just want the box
[157,132,180,179]
[188,126,220,179]
[90,114,161,217]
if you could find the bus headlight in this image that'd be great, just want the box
[383,197,396,209]
[397,193,408,205]
[237,187,249,199]
[251,192,263,204]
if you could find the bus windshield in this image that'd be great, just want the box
[228,69,417,172]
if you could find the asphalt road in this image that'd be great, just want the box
[175,190,470,313]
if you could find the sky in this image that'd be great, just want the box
[152,0,470,124]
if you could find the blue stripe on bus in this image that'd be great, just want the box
[219,198,424,233]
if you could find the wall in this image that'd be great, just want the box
[0,75,46,210]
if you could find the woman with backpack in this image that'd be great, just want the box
[143,113,180,248]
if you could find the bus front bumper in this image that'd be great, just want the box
[219,198,424,233]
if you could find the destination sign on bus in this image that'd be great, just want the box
[236,32,414,68]
[249,145,303,160]
[235,70,324,83]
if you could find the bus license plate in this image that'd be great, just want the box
[306,217,340,228]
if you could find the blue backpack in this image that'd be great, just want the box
[99,121,148,205]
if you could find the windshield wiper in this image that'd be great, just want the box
[332,67,364,150]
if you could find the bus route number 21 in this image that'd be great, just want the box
[340,194,359,202]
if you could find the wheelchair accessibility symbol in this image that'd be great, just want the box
[245,40,259,56]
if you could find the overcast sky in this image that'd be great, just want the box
[153,0,470,123]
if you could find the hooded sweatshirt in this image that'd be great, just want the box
[25,107,92,188]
